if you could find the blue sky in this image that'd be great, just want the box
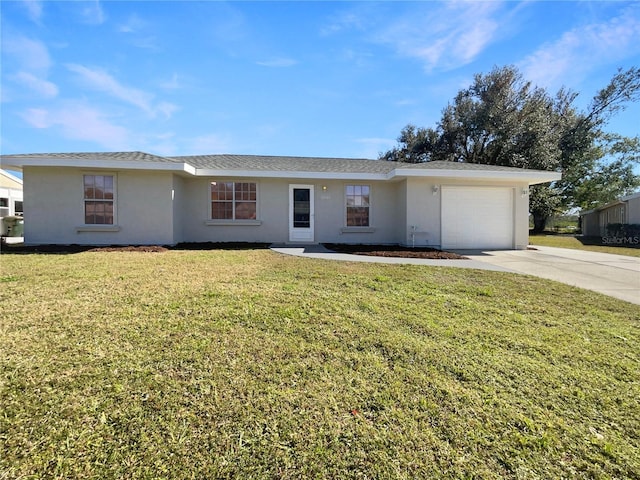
[1,1,639,160]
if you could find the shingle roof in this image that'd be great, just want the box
[1,151,560,181]
[399,161,540,172]
[1,151,180,163]
[171,154,398,174]
[172,155,551,174]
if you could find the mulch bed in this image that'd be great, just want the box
[2,241,465,259]
[0,242,271,254]
[323,244,468,259]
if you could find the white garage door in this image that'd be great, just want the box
[441,186,514,250]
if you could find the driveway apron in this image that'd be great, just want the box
[271,244,640,305]
[464,246,640,305]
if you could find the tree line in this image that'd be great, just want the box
[380,66,640,232]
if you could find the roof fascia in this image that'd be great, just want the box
[580,199,626,215]
[3,158,196,175]
[620,191,640,202]
[0,169,23,184]
[392,168,561,184]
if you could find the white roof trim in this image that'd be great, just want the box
[196,167,561,184]
[620,191,640,202]
[393,168,561,184]
[4,158,196,175]
[2,153,561,185]
[0,169,23,184]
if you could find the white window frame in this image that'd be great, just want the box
[0,197,9,217]
[207,181,261,225]
[81,173,117,227]
[344,184,371,228]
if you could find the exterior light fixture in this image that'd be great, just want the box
[522,188,529,197]
[432,185,439,195]
[322,185,327,191]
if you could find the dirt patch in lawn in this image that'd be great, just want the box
[323,244,468,259]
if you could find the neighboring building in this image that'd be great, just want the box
[580,191,640,236]
[0,168,23,235]
[0,152,560,249]
[0,169,23,218]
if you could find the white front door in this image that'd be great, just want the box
[289,184,314,242]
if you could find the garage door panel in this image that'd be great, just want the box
[442,187,514,249]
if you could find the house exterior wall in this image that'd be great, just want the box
[181,177,404,244]
[20,166,539,248]
[627,196,640,224]
[401,178,529,249]
[172,175,186,244]
[597,203,626,235]
[404,178,441,247]
[580,211,599,236]
[23,167,176,245]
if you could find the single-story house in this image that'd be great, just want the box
[0,152,560,249]
[580,191,640,236]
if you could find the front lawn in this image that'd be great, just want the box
[529,234,640,257]
[1,249,638,479]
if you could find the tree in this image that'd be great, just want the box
[381,66,640,232]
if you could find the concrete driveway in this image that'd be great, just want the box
[463,246,640,305]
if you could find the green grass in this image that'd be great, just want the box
[529,234,640,257]
[1,249,639,479]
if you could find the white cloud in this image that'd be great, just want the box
[160,73,181,90]
[256,57,297,68]
[118,13,146,33]
[21,0,43,24]
[20,104,130,149]
[374,2,501,72]
[321,11,366,36]
[155,102,179,120]
[80,0,105,25]
[520,6,640,89]
[66,64,177,118]
[12,72,58,98]
[2,35,57,101]
[2,35,52,73]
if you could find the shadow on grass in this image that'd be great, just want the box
[0,242,271,255]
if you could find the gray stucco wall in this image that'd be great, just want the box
[181,177,404,244]
[172,174,186,244]
[23,167,177,245]
[402,178,529,249]
[628,196,640,224]
[21,167,536,248]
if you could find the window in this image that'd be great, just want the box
[211,182,257,220]
[14,201,23,216]
[84,175,114,224]
[0,198,8,217]
[346,185,370,227]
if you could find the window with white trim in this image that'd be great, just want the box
[211,181,257,220]
[345,185,370,227]
[83,175,115,225]
[0,198,8,217]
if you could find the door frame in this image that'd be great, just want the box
[288,184,315,242]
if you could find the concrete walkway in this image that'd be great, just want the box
[270,244,514,272]
[270,244,640,305]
